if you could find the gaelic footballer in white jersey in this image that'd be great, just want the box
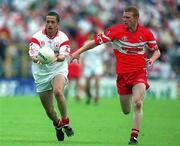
[29,29,70,92]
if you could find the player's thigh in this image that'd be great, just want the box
[39,90,54,111]
[52,74,67,91]
[95,74,101,83]
[119,94,132,114]
[132,83,146,102]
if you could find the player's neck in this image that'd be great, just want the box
[129,23,138,33]
[45,29,58,39]
[47,31,56,37]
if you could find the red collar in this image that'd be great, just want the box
[124,23,139,33]
[43,28,59,39]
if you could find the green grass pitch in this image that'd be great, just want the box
[0,96,180,146]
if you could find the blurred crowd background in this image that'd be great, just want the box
[0,0,179,85]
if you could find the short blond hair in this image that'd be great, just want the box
[124,6,139,18]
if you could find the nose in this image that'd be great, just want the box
[122,17,127,22]
[123,19,127,23]
[49,22,52,26]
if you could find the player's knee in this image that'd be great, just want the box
[54,88,64,98]
[135,100,142,110]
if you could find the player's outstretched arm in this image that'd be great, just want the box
[70,40,97,62]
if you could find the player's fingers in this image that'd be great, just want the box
[76,58,80,64]
[146,59,152,65]
[52,57,57,63]
[77,55,80,63]
[69,54,77,63]
[146,58,150,62]
[69,54,73,63]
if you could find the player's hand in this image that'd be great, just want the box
[57,54,66,62]
[51,54,68,63]
[32,56,42,64]
[146,58,154,66]
[51,56,58,63]
[70,52,80,63]
[146,58,154,70]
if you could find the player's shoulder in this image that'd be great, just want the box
[58,30,69,40]
[104,23,125,35]
[138,24,152,33]
[108,23,125,30]
[32,29,43,38]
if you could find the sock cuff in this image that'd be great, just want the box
[53,119,62,128]
[132,128,139,132]
[62,117,70,125]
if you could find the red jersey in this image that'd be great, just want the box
[94,24,159,74]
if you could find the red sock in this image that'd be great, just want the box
[53,119,62,128]
[61,117,70,126]
[130,128,139,139]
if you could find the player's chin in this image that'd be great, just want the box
[124,24,128,28]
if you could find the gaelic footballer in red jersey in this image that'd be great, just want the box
[71,6,160,145]
[94,24,159,74]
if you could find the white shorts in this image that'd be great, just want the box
[31,61,68,93]
[35,72,68,93]
[83,64,103,78]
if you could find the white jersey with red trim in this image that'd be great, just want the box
[28,29,70,88]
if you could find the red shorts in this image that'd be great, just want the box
[68,63,81,79]
[116,69,150,95]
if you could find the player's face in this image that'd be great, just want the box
[45,16,59,36]
[122,12,138,32]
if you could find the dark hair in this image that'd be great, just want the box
[124,6,139,18]
[46,10,60,23]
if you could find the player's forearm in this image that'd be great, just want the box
[76,40,97,55]
[56,54,66,62]
[150,50,161,62]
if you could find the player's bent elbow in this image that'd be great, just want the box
[54,89,64,100]
[155,50,161,58]
[158,50,161,57]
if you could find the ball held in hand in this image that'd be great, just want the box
[37,46,55,64]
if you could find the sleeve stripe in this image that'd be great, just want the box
[148,40,157,44]
[60,41,70,47]
[31,38,40,46]
[102,32,111,41]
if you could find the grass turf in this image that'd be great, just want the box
[0,96,180,146]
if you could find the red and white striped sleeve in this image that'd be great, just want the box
[146,29,159,52]
[93,25,117,45]
[59,32,70,56]
[28,37,40,57]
